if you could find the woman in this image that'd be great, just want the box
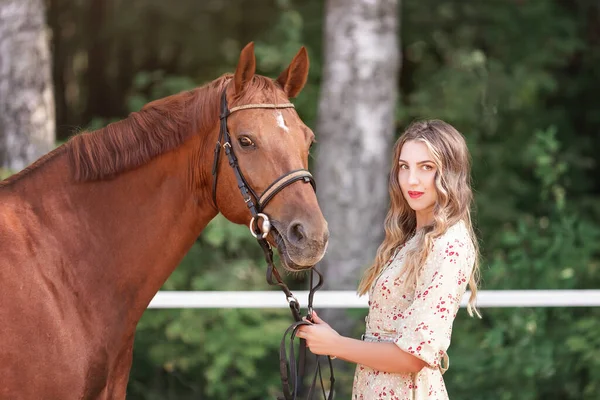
[297,119,481,399]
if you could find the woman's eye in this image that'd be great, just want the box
[422,164,433,171]
[238,136,254,148]
[399,163,408,170]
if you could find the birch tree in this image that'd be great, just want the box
[314,0,401,335]
[0,0,55,172]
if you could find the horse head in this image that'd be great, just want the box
[212,43,329,271]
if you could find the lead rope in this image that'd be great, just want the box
[258,239,335,400]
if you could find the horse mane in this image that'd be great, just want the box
[67,73,284,182]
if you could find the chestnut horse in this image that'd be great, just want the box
[0,43,328,399]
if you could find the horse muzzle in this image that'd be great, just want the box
[270,220,328,271]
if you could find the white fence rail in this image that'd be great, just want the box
[148,290,600,309]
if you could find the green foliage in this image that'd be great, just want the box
[0,168,13,181]
[446,128,600,399]
[83,72,198,132]
[128,71,198,112]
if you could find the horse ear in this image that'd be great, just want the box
[234,42,256,94]
[276,46,310,99]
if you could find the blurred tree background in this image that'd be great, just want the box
[1,0,598,398]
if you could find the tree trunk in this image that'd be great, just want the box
[0,0,55,172]
[314,0,401,337]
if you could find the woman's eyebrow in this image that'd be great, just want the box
[398,159,434,164]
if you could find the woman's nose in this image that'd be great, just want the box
[408,171,419,185]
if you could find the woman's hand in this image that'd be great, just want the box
[296,311,341,357]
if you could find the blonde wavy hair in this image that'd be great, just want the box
[357,119,481,317]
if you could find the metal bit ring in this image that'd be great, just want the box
[249,213,271,239]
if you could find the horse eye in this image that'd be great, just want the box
[238,136,255,148]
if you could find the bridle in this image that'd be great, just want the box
[211,87,335,400]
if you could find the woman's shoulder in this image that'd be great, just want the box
[432,220,475,258]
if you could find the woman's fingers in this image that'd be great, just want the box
[311,310,322,322]
[296,325,308,338]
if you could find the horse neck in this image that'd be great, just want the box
[12,134,218,330]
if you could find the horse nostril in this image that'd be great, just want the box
[288,221,306,246]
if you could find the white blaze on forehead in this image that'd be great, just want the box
[275,111,289,133]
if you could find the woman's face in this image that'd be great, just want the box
[397,140,438,222]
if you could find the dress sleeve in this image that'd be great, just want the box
[393,233,475,369]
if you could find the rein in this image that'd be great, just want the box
[211,88,335,400]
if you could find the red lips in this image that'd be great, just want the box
[408,191,424,199]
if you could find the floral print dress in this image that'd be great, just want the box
[352,221,475,400]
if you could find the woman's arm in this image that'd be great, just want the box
[297,311,427,374]
[333,336,427,374]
